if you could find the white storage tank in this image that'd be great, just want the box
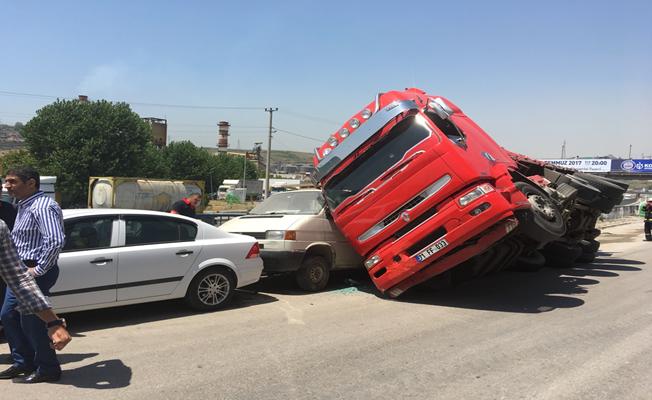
[88,177,205,212]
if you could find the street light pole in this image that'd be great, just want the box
[264,107,278,198]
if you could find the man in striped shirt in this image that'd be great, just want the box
[1,166,66,383]
[0,220,71,347]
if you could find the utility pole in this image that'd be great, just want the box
[561,140,567,159]
[243,152,247,202]
[264,107,278,198]
[628,144,632,159]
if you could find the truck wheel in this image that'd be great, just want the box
[575,240,597,263]
[185,267,236,311]
[515,182,566,244]
[574,173,628,199]
[542,241,582,268]
[512,249,546,272]
[296,256,330,291]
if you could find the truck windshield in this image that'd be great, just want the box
[323,116,430,210]
[249,191,325,215]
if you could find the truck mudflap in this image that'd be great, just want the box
[385,217,519,298]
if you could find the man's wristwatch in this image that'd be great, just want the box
[46,319,66,329]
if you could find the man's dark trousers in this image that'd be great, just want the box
[0,266,60,376]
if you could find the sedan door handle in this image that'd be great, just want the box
[176,250,194,257]
[90,257,113,265]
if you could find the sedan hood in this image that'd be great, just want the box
[219,214,308,233]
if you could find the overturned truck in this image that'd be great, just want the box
[312,88,627,298]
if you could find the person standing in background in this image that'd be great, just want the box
[170,192,202,218]
[0,166,65,383]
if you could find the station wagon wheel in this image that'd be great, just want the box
[296,256,330,292]
[185,267,236,311]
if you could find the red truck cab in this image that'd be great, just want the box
[313,88,530,297]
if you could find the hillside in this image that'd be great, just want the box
[205,148,313,165]
[0,124,26,150]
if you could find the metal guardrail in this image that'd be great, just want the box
[197,212,248,226]
[601,205,640,220]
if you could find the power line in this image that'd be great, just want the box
[0,90,58,99]
[273,128,323,142]
[1,89,340,129]
[0,90,262,110]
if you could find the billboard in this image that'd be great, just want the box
[541,159,612,173]
[611,159,652,173]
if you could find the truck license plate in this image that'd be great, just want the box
[415,238,449,262]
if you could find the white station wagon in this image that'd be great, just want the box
[49,209,263,313]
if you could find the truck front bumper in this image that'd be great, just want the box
[366,189,518,294]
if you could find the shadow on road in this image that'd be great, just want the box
[345,254,643,314]
[56,359,132,389]
[61,289,278,334]
[247,269,370,296]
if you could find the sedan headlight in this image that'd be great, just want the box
[265,230,296,240]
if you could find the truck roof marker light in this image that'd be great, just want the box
[314,147,323,161]
[361,109,372,119]
[322,147,332,156]
[339,128,350,138]
[428,97,454,120]
[328,137,339,147]
[349,118,360,129]
[458,183,495,207]
[364,255,382,270]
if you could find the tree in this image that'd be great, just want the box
[0,149,41,175]
[161,142,259,195]
[22,99,154,206]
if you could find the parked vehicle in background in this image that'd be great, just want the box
[88,177,204,212]
[218,179,263,201]
[50,209,263,313]
[219,189,362,291]
[312,88,626,297]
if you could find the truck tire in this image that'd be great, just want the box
[515,182,566,244]
[576,240,597,264]
[542,241,582,268]
[575,173,628,196]
[512,249,546,272]
[296,256,330,291]
[566,175,618,213]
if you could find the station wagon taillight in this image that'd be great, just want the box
[246,242,260,259]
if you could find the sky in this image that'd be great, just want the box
[1,0,651,159]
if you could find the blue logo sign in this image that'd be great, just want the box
[613,159,652,173]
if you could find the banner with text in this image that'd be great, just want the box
[541,159,612,173]
[611,159,652,173]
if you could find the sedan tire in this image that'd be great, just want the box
[185,267,236,311]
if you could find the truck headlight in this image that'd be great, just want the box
[265,230,296,240]
[364,255,382,270]
[458,183,495,207]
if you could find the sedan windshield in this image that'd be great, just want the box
[249,191,324,215]
[323,116,430,209]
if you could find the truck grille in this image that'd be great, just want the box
[393,206,439,240]
[406,227,447,256]
[382,195,426,226]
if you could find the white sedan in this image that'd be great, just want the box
[49,209,263,313]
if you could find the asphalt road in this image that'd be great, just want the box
[3,221,651,399]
